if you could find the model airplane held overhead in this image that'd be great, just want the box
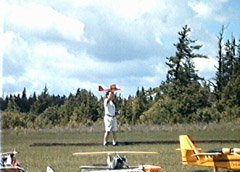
[98,84,120,92]
[178,135,240,172]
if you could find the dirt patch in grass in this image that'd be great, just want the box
[29,139,240,147]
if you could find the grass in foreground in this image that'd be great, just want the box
[2,123,240,172]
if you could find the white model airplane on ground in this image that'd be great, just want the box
[73,151,162,172]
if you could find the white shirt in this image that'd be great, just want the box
[104,98,115,117]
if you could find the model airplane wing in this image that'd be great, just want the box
[232,152,240,157]
[191,152,222,157]
[0,150,18,156]
[73,151,159,156]
[177,148,221,157]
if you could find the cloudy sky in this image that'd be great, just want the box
[1,0,240,97]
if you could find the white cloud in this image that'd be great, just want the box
[194,57,217,75]
[189,1,213,17]
[108,0,157,20]
[19,40,165,95]
[188,0,229,22]
[4,2,86,42]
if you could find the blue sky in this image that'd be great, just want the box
[1,0,240,97]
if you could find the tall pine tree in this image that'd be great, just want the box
[145,25,210,124]
[166,25,206,85]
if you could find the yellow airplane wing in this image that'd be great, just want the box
[73,151,160,156]
[232,153,240,157]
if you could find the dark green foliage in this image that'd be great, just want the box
[118,96,134,124]
[214,27,238,100]
[35,106,62,127]
[144,81,211,124]
[5,95,21,112]
[213,26,240,121]
[219,61,240,108]
[30,85,63,115]
[2,111,28,129]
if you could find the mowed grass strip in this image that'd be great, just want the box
[2,123,240,172]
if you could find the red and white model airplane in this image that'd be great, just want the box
[98,84,120,92]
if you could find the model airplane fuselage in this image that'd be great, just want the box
[178,135,240,172]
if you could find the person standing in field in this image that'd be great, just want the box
[103,91,118,146]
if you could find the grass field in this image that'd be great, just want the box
[2,123,240,172]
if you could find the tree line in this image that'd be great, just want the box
[1,25,240,129]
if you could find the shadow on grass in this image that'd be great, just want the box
[29,139,240,147]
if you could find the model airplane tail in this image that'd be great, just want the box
[46,166,55,172]
[98,84,120,92]
[178,135,202,165]
[98,86,104,91]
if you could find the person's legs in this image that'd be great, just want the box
[112,118,118,145]
[104,131,110,145]
[104,116,111,145]
[112,131,117,145]
[104,116,118,146]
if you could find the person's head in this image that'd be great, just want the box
[106,91,114,99]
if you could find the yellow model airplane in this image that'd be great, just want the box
[178,135,240,172]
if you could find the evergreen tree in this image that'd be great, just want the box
[0,96,8,111]
[5,95,21,112]
[130,87,150,124]
[30,85,52,114]
[19,87,30,112]
[214,26,225,99]
[166,25,206,85]
[118,96,133,124]
[218,39,240,111]
[222,38,236,88]
[221,62,240,106]
[145,25,210,124]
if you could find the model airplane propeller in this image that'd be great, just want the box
[177,135,240,172]
[73,151,161,172]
